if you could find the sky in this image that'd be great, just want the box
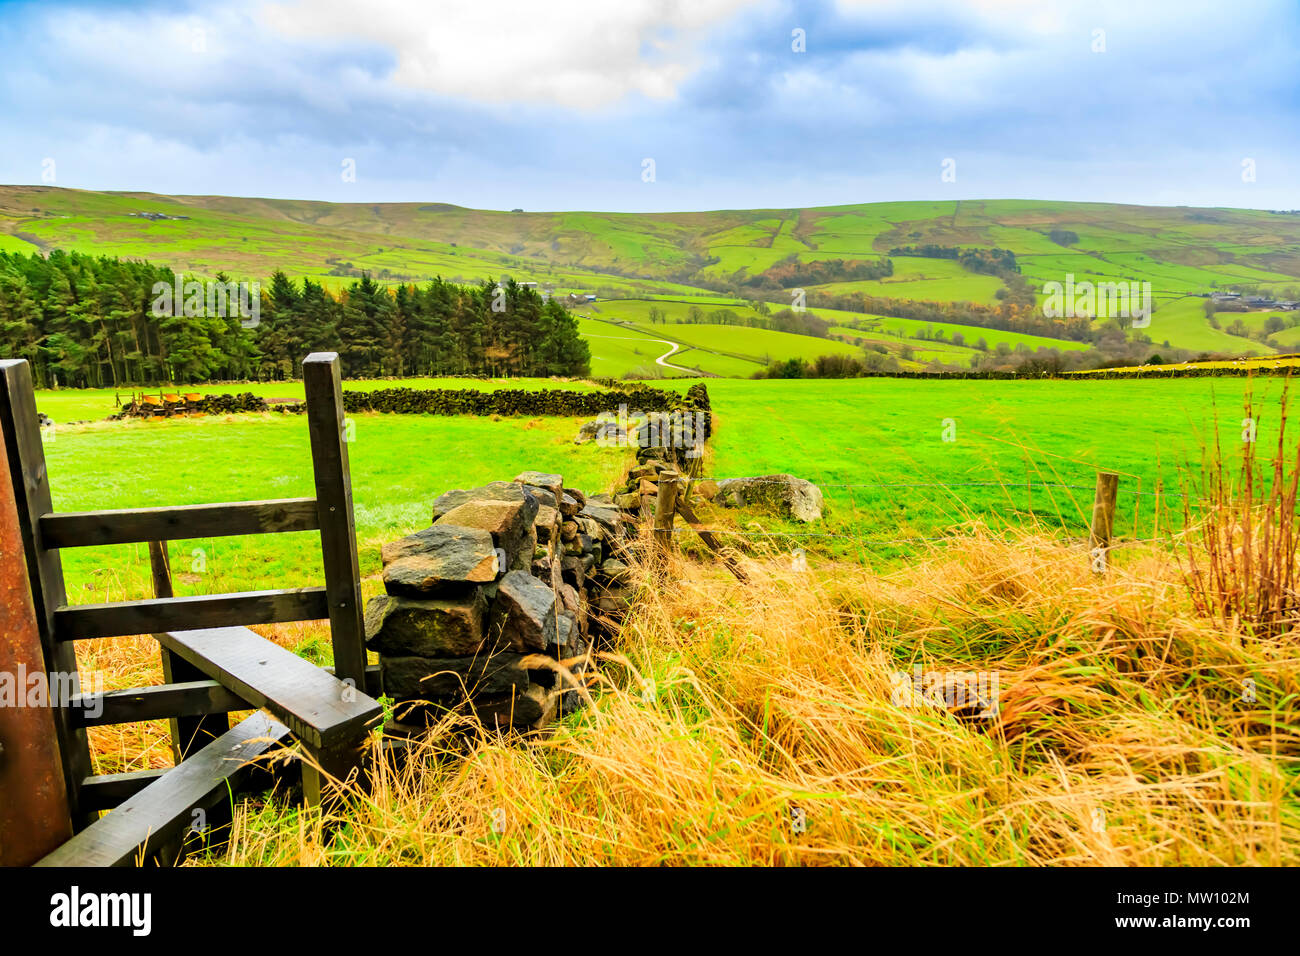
[1,0,1298,212]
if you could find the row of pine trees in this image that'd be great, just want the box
[0,250,591,387]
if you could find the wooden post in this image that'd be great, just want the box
[675,495,748,582]
[0,419,72,864]
[303,353,368,805]
[0,359,93,829]
[654,470,679,558]
[303,353,367,691]
[149,541,228,763]
[1090,472,1119,571]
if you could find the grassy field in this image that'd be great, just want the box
[46,411,629,613]
[39,375,1281,606]
[29,373,1298,866]
[206,536,1299,865]
[807,256,1005,305]
[590,299,864,368]
[704,376,1286,554]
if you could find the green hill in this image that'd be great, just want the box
[5,186,1300,373]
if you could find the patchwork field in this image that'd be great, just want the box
[8,187,1300,375]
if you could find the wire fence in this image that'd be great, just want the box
[643,475,1203,553]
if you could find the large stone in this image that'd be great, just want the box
[437,496,538,571]
[535,503,561,543]
[432,481,540,521]
[574,420,603,445]
[514,471,564,506]
[579,503,620,538]
[599,558,634,587]
[364,592,487,657]
[381,649,536,700]
[694,479,719,501]
[473,684,560,729]
[560,555,588,590]
[380,525,498,596]
[715,474,824,523]
[490,569,558,651]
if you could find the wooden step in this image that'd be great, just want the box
[36,712,291,867]
[155,626,381,751]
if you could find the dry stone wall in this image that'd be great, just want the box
[367,471,640,734]
[343,382,711,421]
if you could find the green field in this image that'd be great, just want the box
[825,309,1090,356]
[807,257,1005,305]
[1143,298,1271,355]
[8,188,1300,370]
[36,375,1280,603]
[589,299,864,370]
[43,410,630,610]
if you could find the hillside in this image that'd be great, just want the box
[5,186,1300,375]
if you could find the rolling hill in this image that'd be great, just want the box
[4,185,1300,375]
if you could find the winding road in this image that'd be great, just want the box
[583,331,697,373]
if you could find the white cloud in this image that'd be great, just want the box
[257,0,756,109]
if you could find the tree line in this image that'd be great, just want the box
[0,249,590,387]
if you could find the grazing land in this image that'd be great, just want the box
[40,375,1279,604]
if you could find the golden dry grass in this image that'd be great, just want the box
[203,529,1299,867]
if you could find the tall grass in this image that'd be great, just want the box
[202,528,1299,866]
[1182,385,1300,638]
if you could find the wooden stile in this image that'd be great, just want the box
[0,352,383,865]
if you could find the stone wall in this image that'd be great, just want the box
[367,471,639,734]
[343,382,711,419]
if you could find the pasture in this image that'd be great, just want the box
[37,374,1280,607]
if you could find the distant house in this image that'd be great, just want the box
[128,211,190,221]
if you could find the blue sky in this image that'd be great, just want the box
[1,0,1297,212]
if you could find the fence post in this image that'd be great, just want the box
[0,359,93,828]
[1090,471,1119,572]
[149,541,229,762]
[303,353,367,690]
[654,470,679,559]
